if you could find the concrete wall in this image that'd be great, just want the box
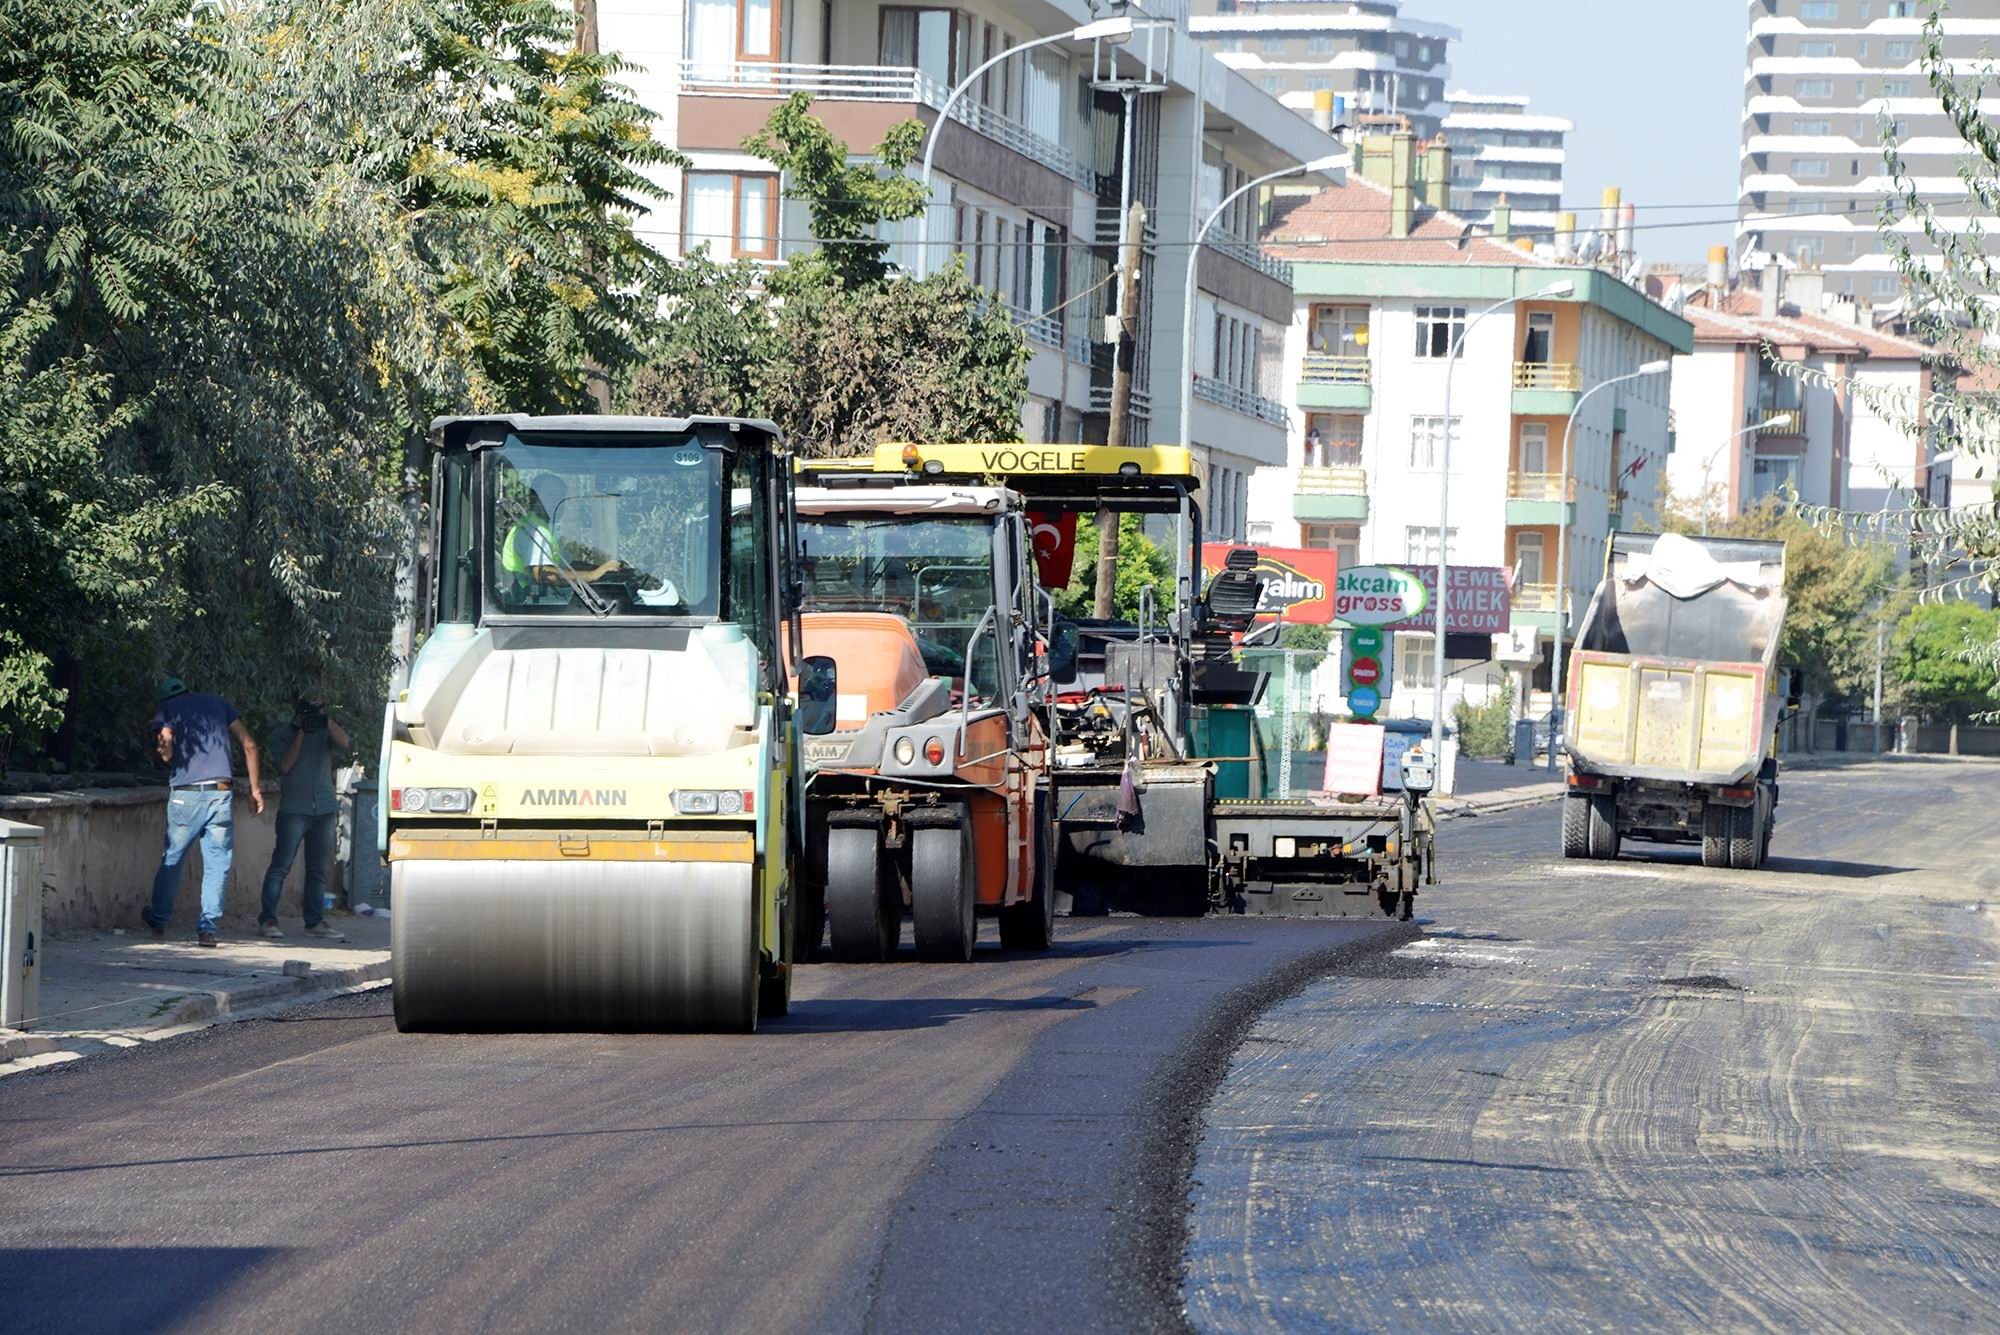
[0,788,313,933]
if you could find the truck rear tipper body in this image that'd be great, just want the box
[1561,531,1794,870]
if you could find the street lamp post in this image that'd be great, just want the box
[1178,154,1348,452]
[1701,416,1790,535]
[1544,358,1671,771]
[1429,280,1574,780]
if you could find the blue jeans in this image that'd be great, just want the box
[148,789,235,935]
[260,811,336,929]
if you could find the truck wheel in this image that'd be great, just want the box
[826,825,896,963]
[1700,804,1731,869]
[1587,794,1620,861]
[1728,801,1761,870]
[1760,796,1775,865]
[794,879,825,966]
[911,820,976,963]
[1561,795,1591,858]
[998,814,1056,952]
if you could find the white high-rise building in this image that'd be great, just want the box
[1441,92,1572,245]
[1739,0,2000,302]
[1188,0,1458,136]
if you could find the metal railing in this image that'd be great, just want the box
[1090,383,1153,417]
[1014,306,1062,349]
[1067,331,1094,366]
[1297,465,1367,495]
[1513,582,1567,613]
[1301,353,1371,387]
[1752,406,1805,435]
[1206,234,1295,285]
[1304,441,1364,469]
[1512,361,1583,391]
[678,59,1082,183]
[1508,472,1578,502]
[1193,374,1289,426]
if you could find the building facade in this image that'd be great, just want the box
[1187,0,1457,136]
[1249,136,1691,719]
[601,0,1342,538]
[1738,0,2000,299]
[1440,92,1571,245]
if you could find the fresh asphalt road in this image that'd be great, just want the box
[1186,758,2000,1333]
[0,898,1411,1332]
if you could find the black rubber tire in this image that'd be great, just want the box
[793,878,825,966]
[911,821,976,963]
[826,825,896,963]
[1760,796,1775,865]
[1561,794,1591,859]
[998,806,1057,952]
[1587,794,1620,861]
[1700,804,1732,868]
[1728,801,1761,870]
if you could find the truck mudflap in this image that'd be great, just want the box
[1210,798,1434,921]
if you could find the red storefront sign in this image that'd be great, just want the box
[1199,545,1339,624]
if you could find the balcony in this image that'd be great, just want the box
[1205,234,1295,286]
[677,60,1083,185]
[1193,374,1289,427]
[1505,472,1577,525]
[1752,406,1806,436]
[1512,361,1583,414]
[1294,465,1368,522]
[1299,353,1372,411]
[1513,582,1563,613]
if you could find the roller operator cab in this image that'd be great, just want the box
[383,415,819,1033]
[791,456,1055,962]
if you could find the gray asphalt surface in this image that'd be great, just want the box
[1185,758,2000,1332]
[0,908,1410,1333]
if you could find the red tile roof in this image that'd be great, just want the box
[1679,289,1935,362]
[1263,174,1549,267]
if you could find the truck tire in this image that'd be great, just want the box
[1587,794,1620,861]
[1760,794,1776,865]
[1728,801,1761,870]
[1700,803,1731,869]
[911,820,976,963]
[1561,795,1591,859]
[826,825,897,963]
[998,811,1056,952]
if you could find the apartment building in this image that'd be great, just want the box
[1187,0,1457,135]
[601,0,1341,538]
[1739,0,2000,300]
[1248,134,1690,714]
[1666,267,1938,525]
[1440,92,1571,245]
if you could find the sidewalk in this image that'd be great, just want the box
[1,911,391,1074]
[1435,758,1564,818]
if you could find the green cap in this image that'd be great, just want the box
[157,675,188,702]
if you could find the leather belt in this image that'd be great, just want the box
[180,779,233,791]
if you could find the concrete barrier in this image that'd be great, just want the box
[0,787,313,933]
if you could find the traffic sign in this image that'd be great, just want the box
[1348,684,1382,718]
[1350,656,1381,687]
[1350,625,1383,655]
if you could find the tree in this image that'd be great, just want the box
[624,96,1028,455]
[1893,602,2000,723]
[1052,514,1170,623]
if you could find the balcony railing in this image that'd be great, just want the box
[1301,353,1371,386]
[1508,472,1578,502]
[1752,406,1806,436]
[1193,375,1290,426]
[1298,465,1367,496]
[1513,361,1583,391]
[1089,383,1153,418]
[1513,582,1567,614]
[1305,442,1364,469]
[1206,234,1295,285]
[679,60,1083,184]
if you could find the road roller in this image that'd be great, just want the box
[790,451,1057,963]
[380,414,835,1032]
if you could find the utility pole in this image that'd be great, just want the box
[1094,198,1146,617]
[1873,618,1885,754]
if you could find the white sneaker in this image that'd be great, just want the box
[303,924,348,942]
[258,922,285,940]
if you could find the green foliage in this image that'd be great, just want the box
[1278,623,1333,652]
[1452,677,1515,760]
[626,98,1028,455]
[1052,515,1170,623]
[1892,602,2000,722]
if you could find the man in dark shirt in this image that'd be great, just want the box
[145,676,264,947]
[257,695,351,941]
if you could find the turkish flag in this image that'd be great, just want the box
[1029,510,1078,588]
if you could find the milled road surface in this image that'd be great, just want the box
[1186,759,2000,1332]
[0,909,1409,1333]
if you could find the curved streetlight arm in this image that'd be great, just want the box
[1701,415,1787,536]
[1545,358,1670,769]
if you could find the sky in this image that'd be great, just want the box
[1414,0,1747,267]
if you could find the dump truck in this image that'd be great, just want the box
[1561,530,1799,870]
[382,414,835,1032]
[790,456,1055,962]
[868,443,1436,920]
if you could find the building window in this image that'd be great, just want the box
[1798,40,1837,58]
[683,172,779,258]
[1517,421,1549,475]
[1882,79,1911,96]
[1306,75,1332,92]
[1403,527,1458,565]
[1794,120,1831,136]
[1407,416,1457,469]
[879,7,957,83]
[1263,76,1283,94]
[1521,311,1555,365]
[1413,306,1467,359]
[1872,275,1901,297]
[1750,456,1799,501]
[1311,304,1370,354]
[687,0,780,62]
[1514,531,1546,587]
[1800,0,1838,18]
[1794,79,1834,98]
[1793,158,1830,177]
[1394,632,1435,689]
[1306,35,1334,54]
[1305,413,1364,466]
[1884,40,1914,60]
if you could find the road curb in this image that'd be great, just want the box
[0,1030,60,1062]
[147,957,393,1031]
[1438,790,1562,819]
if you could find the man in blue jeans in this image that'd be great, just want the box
[145,677,265,947]
[257,695,351,941]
